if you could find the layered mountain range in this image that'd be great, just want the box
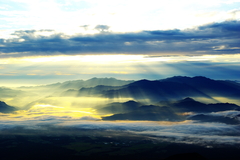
[98,98,240,124]
[61,76,240,102]
[1,76,240,124]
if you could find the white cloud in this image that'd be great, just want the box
[0,118,240,145]
[209,110,240,118]
[1,0,240,36]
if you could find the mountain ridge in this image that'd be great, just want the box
[18,77,134,89]
[0,101,16,113]
[64,76,240,103]
[100,97,240,123]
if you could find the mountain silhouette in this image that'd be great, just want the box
[170,97,240,113]
[80,76,240,102]
[59,77,134,90]
[102,105,184,121]
[100,98,240,122]
[55,76,240,102]
[167,97,239,113]
[22,77,133,90]
[58,78,132,96]
[160,76,240,98]
[18,78,133,97]
[103,79,211,102]
[61,85,120,97]
[0,101,16,113]
[100,100,185,121]
[171,97,206,112]
[98,100,141,114]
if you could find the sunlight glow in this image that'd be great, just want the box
[8,103,100,120]
[2,54,240,65]
[21,55,145,63]
[34,104,64,108]
[1,54,240,87]
[20,54,240,63]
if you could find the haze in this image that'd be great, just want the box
[1,0,240,159]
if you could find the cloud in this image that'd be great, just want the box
[1,20,240,57]
[1,113,240,146]
[94,25,110,32]
[208,110,240,117]
[198,20,240,35]
[43,120,240,146]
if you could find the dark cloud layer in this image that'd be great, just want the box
[0,21,240,57]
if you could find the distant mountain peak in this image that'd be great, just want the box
[193,76,208,79]
[135,79,151,83]
[129,79,158,86]
[123,100,139,105]
[174,97,206,108]
[88,77,116,80]
[0,101,16,113]
[0,101,7,105]
[181,97,196,102]
[192,76,212,81]
[161,76,211,81]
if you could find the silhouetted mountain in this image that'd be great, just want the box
[172,97,206,112]
[0,101,16,113]
[101,76,240,102]
[188,114,240,125]
[61,85,117,97]
[102,106,184,121]
[100,98,240,121]
[59,77,134,90]
[170,97,240,113]
[57,76,240,101]
[98,100,141,114]
[101,101,184,121]
[55,78,132,96]
[23,78,133,90]
[103,79,211,102]
[78,85,122,96]
[207,103,240,112]
[61,85,124,97]
[17,78,134,97]
[161,76,240,98]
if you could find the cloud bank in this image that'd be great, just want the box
[0,113,240,146]
[1,20,240,57]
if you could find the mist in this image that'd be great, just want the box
[1,76,240,159]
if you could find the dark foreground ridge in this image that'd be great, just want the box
[0,134,239,160]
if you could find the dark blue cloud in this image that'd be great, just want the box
[199,20,240,33]
[0,20,240,57]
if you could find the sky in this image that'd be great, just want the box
[1,0,240,86]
